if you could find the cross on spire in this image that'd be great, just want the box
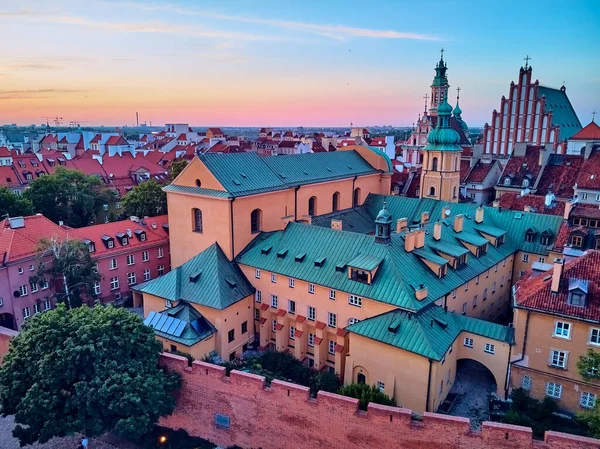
[456,86,461,101]
[524,55,531,69]
[440,47,444,59]
[593,110,597,123]
[423,93,429,113]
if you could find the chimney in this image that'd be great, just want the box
[126,228,132,238]
[433,222,442,241]
[331,219,342,231]
[396,217,408,233]
[524,205,532,213]
[415,284,428,301]
[475,206,484,224]
[492,200,500,208]
[421,211,430,225]
[404,230,416,252]
[415,229,425,249]
[551,258,564,293]
[564,200,575,220]
[454,214,464,233]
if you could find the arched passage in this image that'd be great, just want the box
[0,312,16,330]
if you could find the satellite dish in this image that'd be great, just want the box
[444,209,451,216]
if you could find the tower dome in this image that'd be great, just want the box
[425,94,461,149]
[374,200,392,244]
[375,202,392,223]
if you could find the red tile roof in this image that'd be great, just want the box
[576,150,600,190]
[89,134,101,144]
[536,154,583,198]
[105,135,128,146]
[405,169,421,197]
[465,159,496,184]
[276,309,287,317]
[515,250,600,322]
[498,146,544,188]
[278,141,297,149]
[58,136,68,144]
[260,303,269,311]
[460,160,471,184]
[571,204,600,220]
[570,121,600,141]
[498,193,565,216]
[369,137,386,146]
[552,221,571,252]
[316,321,326,330]
[40,134,58,144]
[0,166,21,188]
[0,147,11,157]
[311,141,326,153]
[177,133,187,141]
[296,315,306,323]
[75,136,84,150]
[208,128,223,135]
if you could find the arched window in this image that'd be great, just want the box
[192,208,202,233]
[429,186,436,197]
[419,153,424,164]
[308,197,317,216]
[432,157,438,171]
[332,192,340,212]
[353,188,361,207]
[251,209,262,234]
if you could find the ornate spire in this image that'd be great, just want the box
[424,93,461,150]
[453,87,463,119]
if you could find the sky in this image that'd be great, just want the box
[0,0,599,127]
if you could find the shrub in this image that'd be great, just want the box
[338,383,397,411]
[510,387,532,412]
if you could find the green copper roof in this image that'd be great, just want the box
[192,150,382,197]
[347,254,384,271]
[347,305,513,361]
[425,94,462,150]
[413,248,449,266]
[537,86,582,140]
[429,241,469,258]
[311,206,375,234]
[431,56,449,88]
[455,231,489,247]
[475,225,507,239]
[135,243,254,310]
[144,303,216,347]
[163,184,232,198]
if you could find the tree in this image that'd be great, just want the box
[122,180,167,218]
[0,186,33,218]
[0,304,181,445]
[578,403,600,438]
[578,349,600,381]
[23,168,115,227]
[33,236,101,308]
[338,383,397,411]
[169,160,188,181]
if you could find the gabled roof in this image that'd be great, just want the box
[135,242,254,310]
[0,147,11,157]
[570,121,600,141]
[515,250,600,322]
[311,207,375,234]
[497,145,543,188]
[576,150,600,190]
[536,154,583,198]
[347,305,513,360]
[465,159,496,184]
[194,150,380,197]
[538,86,581,141]
[144,302,216,347]
[104,135,128,146]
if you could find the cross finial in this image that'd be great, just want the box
[524,55,531,69]
[350,121,353,127]
[440,47,444,59]
[423,93,429,113]
[456,86,461,101]
[593,110,597,123]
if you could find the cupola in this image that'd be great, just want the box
[374,200,392,244]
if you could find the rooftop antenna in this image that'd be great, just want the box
[524,55,531,70]
[593,110,596,123]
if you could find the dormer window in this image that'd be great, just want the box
[496,234,505,247]
[122,237,128,245]
[107,240,114,248]
[522,179,530,188]
[350,268,369,284]
[134,229,147,241]
[568,278,588,307]
[503,177,511,186]
[456,254,467,268]
[478,243,488,257]
[101,235,114,249]
[525,228,537,243]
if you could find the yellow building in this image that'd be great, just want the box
[511,251,600,413]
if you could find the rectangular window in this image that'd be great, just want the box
[289,326,296,340]
[546,382,563,399]
[142,251,149,262]
[288,300,296,314]
[349,294,362,307]
[271,295,278,309]
[328,312,337,328]
[107,240,114,248]
[308,283,315,294]
[255,291,262,303]
[115,201,122,209]
[93,281,101,295]
[308,333,315,347]
[522,254,529,262]
[157,265,164,276]
[19,285,28,296]
[228,329,235,343]
[483,288,488,300]
[272,320,277,332]
[521,375,532,391]
[43,298,51,311]
[289,277,295,288]
[377,381,385,392]
[271,273,276,283]
[110,258,117,270]
[308,306,316,321]
[34,302,40,314]
[254,308,260,321]
[329,289,336,300]
[492,281,496,293]
[127,254,135,265]
[581,392,597,409]
[143,269,150,281]
[328,340,336,355]
[127,272,136,285]
[475,275,479,285]
[550,350,568,369]
[18,267,23,274]
[472,295,478,308]
[554,321,571,339]
[465,282,468,292]
[29,264,34,271]
[464,337,474,348]
[255,269,260,279]
[40,279,48,290]
[452,289,456,299]
[484,343,495,354]
[461,302,467,314]
[590,328,600,345]
[110,277,119,290]
[30,281,38,293]
[157,247,164,258]
[501,276,505,287]
[23,307,31,319]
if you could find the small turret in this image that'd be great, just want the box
[374,200,392,244]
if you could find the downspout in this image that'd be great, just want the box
[294,186,300,221]
[229,197,236,259]
[425,358,433,412]
[351,175,358,206]
[507,309,530,396]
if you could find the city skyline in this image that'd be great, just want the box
[0,0,598,127]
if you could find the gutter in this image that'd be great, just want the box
[352,175,358,206]
[425,358,433,412]
[230,197,236,258]
[294,186,300,221]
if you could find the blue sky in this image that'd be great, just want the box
[0,0,598,126]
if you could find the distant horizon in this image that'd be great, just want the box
[1,0,598,127]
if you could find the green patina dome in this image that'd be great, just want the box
[375,201,392,223]
[453,103,462,117]
[437,100,453,115]
[425,94,462,150]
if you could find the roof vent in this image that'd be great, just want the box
[314,257,326,267]
[8,217,25,229]
[261,245,272,255]
[277,249,288,259]
[225,277,237,288]
[295,252,306,262]
[233,179,241,185]
[189,271,202,283]
[388,317,402,333]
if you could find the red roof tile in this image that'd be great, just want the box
[208,128,223,135]
[536,154,584,198]
[515,250,600,322]
[294,330,303,337]
[275,323,284,331]
[89,134,101,144]
[0,147,11,157]
[334,343,344,353]
[571,204,600,220]
[465,160,495,184]
[296,315,306,323]
[277,309,287,317]
[570,121,600,141]
[316,321,326,330]
[497,193,566,216]
[0,166,20,188]
[460,160,471,184]
[336,328,348,337]
[177,133,187,141]
[313,337,323,345]
[498,145,543,188]
[259,317,267,325]
[576,150,600,190]
[105,135,128,146]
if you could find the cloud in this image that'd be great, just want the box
[106,1,441,41]
[0,89,85,100]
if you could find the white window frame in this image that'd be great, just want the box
[288,299,296,314]
[308,283,315,294]
[40,279,48,290]
[521,375,532,391]
[110,258,117,270]
[546,382,562,399]
[165,299,173,308]
[110,277,119,290]
[308,306,316,321]
[143,269,151,281]
[522,254,529,262]
[30,281,38,293]
[271,273,276,283]
[376,381,385,392]
[349,294,362,307]
[255,291,262,303]
[255,269,260,279]
[34,302,40,314]
[23,307,31,319]
[581,392,597,409]
[19,285,28,296]
[329,289,336,300]
[348,317,359,325]
[308,333,315,347]
[271,294,278,309]
[157,265,164,276]
[464,337,474,348]
[126,254,135,266]
[43,298,51,311]
[127,272,136,285]
[157,247,164,258]
[93,281,101,295]
[554,321,571,339]
[590,328,600,345]
[550,349,568,369]
[272,320,277,332]
[328,340,336,355]
[327,312,337,328]
[289,277,295,288]
[142,251,149,262]
[484,343,495,354]
[289,326,296,340]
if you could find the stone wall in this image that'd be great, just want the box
[159,353,600,449]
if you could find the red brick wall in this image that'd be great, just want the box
[159,353,600,449]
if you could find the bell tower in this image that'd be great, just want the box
[420,93,462,203]
[429,48,450,117]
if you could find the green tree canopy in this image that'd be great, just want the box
[578,349,600,381]
[33,237,101,308]
[338,383,397,411]
[0,186,33,218]
[122,179,167,218]
[0,304,181,445]
[23,168,115,227]
[169,160,188,181]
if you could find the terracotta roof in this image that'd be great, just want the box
[571,204,600,220]
[0,166,21,188]
[498,146,543,188]
[576,150,600,190]
[40,134,58,144]
[69,215,168,257]
[536,154,583,198]
[0,147,11,157]
[465,159,496,184]
[405,169,421,197]
[13,155,49,182]
[177,133,187,141]
[105,135,128,146]
[208,128,223,135]
[157,131,167,137]
[570,121,600,141]
[58,136,68,144]
[369,137,386,146]
[260,303,269,311]
[89,134,101,144]
[552,221,571,252]
[311,141,327,153]
[515,250,600,322]
[278,141,298,149]
[498,193,565,216]
[75,136,84,150]
[460,160,472,184]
